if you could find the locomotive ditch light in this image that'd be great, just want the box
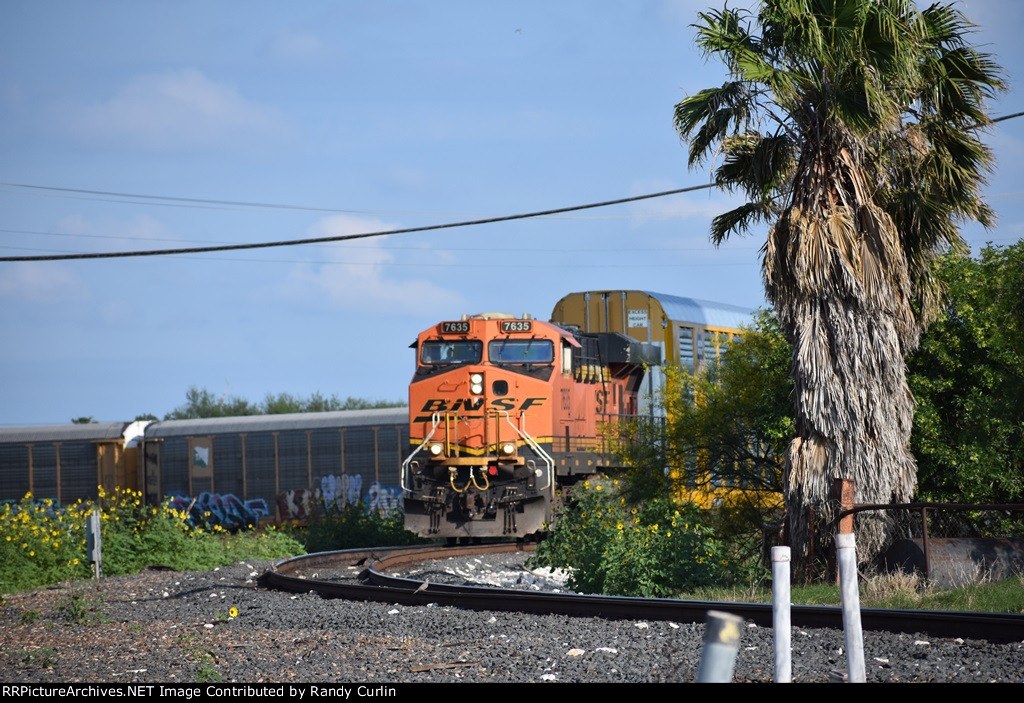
[500,441,516,456]
[428,442,444,457]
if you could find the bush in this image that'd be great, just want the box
[530,478,735,597]
[0,488,305,594]
[0,496,90,593]
[296,501,424,553]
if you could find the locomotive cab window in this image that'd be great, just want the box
[420,340,483,365]
[488,339,554,364]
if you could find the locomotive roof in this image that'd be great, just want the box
[644,290,755,330]
[144,407,408,438]
[0,421,130,444]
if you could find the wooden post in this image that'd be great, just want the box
[832,478,856,584]
[834,478,856,534]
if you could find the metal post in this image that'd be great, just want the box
[771,546,792,682]
[807,506,815,585]
[696,610,743,683]
[921,507,930,582]
[836,532,866,682]
[86,508,102,579]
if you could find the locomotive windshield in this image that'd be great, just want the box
[488,339,554,364]
[420,340,483,365]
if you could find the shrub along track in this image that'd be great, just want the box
[263,543,1024,644]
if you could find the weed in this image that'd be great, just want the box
[19,609,41,624]
[179,635,222,683]
[861,568,925,604]
[58,588,108,625]
[15,646,58,669]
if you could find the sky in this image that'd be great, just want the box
[2,0,1022,426]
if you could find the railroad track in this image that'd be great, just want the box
[262,543,1024,644]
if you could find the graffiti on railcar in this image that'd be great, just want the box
[320,473,364,510]
[366,481,403,515]
[273,474,404,520]
[167,493,271,530]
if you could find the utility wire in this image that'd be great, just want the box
[2,110,1021,264]
[0,183,718,262]
[0,182,378,215]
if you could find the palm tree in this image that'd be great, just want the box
[674,0,1004,560]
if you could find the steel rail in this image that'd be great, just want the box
[262,544,1024,644]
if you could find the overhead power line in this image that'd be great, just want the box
[0,183,718,262]
[2,110,1021,263]
[0,182,380,215]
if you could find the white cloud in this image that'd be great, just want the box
[282,215,463,315]
[0,262,88,304]
[65,69,285,151]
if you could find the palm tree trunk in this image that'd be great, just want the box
[780,294,918,563]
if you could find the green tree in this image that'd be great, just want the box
[263,392,404,414]
[164,386,258,420]
[674,0,1004,559]
[166,387,405,419]
[908,243,1024,505]
[617,310,793,557]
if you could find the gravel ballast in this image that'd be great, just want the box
[1,559,1022,683]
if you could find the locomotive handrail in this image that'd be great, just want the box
[400,413,442,493]
[499,410,555,497]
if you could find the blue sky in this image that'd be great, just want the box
[2,0,1022,426]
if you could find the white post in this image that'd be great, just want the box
[696,610,743,683]
[836,532,866,682]
[771,546,792,682]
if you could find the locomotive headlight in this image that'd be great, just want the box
[469,373,484,395]
[500,442,516,456]
[428,442,444,457]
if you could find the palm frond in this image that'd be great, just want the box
[709,199,778,244]
[714,132,796,197]
[674,82,754,167]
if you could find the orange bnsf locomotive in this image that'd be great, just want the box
[402,312,658,539]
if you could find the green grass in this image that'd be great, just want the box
[681,571,1024,613]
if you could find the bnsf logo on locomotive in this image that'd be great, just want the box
[413,396,546,421]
